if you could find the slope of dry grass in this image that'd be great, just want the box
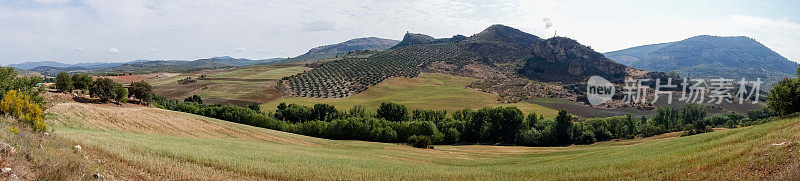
[43,100,800,180]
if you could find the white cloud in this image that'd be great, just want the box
[302,20,337,32]
[0,0,797,65]
[107,48,120,53]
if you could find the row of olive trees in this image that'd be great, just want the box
[54,72,153,104]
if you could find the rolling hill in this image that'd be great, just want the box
[280,24,628,102]
[604,35,799,85]
[44,98,800,180]
[280,37,400,63]
[7,61,126,70]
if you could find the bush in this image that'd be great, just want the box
[407,135,432,148]
[0,90,46,132]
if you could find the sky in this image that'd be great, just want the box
[1,0,799,65]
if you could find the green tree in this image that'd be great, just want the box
[112,83,128,103]
[71,74,93,90]
[767,76,800,115]
[55,72,74,93]
[128,81,153,104]
[349,104,367,117]
[184,94,203,104]
[681,103,709,133]
[376,102,408,122]
[312,103,338,122]
[90,78,126,103]
[553,109,573,145]
[247,103,261,112]
[277,102,288,110]
[0,67,39,100]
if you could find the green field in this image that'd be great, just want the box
[264,73,558,117]
[46,101,800,180]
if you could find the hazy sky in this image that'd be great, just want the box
[2,0,799,65]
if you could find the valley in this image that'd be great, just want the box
[39,96,800,180]
[2,3,799,179]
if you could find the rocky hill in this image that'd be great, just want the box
[604,35,798,85]
[283,37,399,62]
[280,24,629,102]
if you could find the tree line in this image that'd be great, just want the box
[54,72,153,104]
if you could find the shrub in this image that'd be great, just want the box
[407,135,432,148]
[0,90,47,132]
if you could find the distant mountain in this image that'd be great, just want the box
[98,56,284,73]
[394,33,466,47]
[73,62,125,69]
[7,61,72,70]
[281,24,628,101]
[282,37,399,63]
[605,35,799,85]
[8,61,124,70]
[30,66,88,76]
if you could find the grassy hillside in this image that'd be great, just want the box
[45,101,800,180]
[265,73,558,117]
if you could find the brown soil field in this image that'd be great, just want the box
[96,73,180,84]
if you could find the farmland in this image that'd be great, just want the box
[265,73,558,117]
[148,65,309,106]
